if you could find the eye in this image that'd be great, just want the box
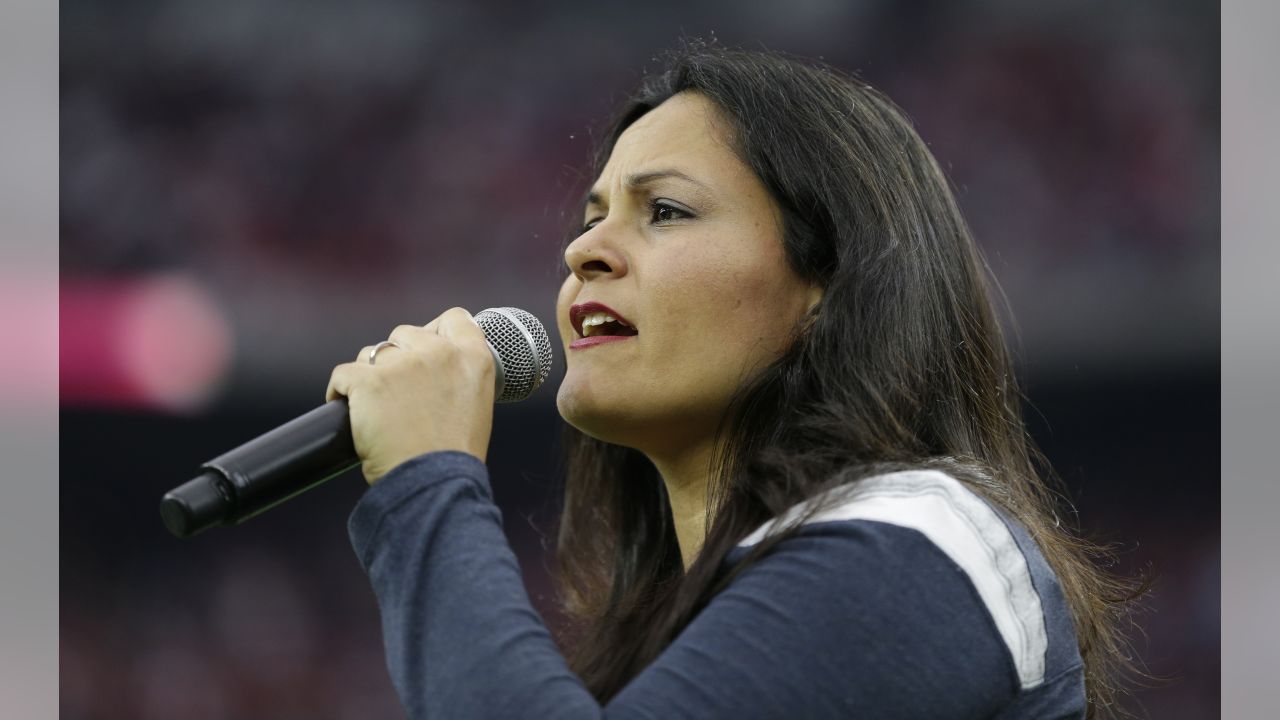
[649,199,693,224]
[580,199,693,235]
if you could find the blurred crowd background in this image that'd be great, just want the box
[60,0,1219,718]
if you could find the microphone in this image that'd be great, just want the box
[159,307,552,538]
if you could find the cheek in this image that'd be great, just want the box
[712,284,791,373]
[647,260,796,391]
[699,258,801,347]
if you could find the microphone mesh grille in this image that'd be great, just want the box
[475,307,552,403]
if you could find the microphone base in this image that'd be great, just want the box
[160,471,233,538]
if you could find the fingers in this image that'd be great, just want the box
[435,307,485,346]
[387,323,433,349]
[354,341,406,366]
[326,361,366,403]
[351,318,438,363]
[436,309,494,383]
[336,308,486,402]
[376,308,485,356]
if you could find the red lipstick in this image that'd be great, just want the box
[568,301,637,339]
[569,335,634,350]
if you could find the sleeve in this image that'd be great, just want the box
[349,451,1020,720]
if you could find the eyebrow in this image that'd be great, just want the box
[585,169,710,209]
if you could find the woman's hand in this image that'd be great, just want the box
[326,307,496,485]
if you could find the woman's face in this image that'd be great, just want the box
[556,92,821,457]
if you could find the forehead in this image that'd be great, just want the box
[590,93,739,195]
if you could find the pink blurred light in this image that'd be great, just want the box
[60,274,234,412]
[0,266,59,413]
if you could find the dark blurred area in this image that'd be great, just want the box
[60,1,1219,718]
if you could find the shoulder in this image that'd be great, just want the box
[727,468,1083,702]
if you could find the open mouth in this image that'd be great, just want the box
[570,302,638,340]
[579,313,639,339]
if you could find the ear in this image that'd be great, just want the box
[795,282,824,334]
[803,283,824,315]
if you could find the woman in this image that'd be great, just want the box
[326,45,1137,718]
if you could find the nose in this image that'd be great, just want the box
[564,227,628,282]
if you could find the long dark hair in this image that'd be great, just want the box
[552,43,1142,717]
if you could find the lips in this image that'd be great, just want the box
[569,301,637,339]
[569,335,633,349]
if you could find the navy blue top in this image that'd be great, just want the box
[349,451,1086,719]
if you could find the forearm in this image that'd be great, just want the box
[349,451,600,720]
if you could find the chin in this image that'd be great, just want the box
[556,379,640,447]
[556,380,608,437]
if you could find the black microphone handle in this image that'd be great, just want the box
[160,400,359,538]
[160,306,548,539]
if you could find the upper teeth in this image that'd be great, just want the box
[581,312,624,337]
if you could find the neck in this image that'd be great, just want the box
[646,438,715,572]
